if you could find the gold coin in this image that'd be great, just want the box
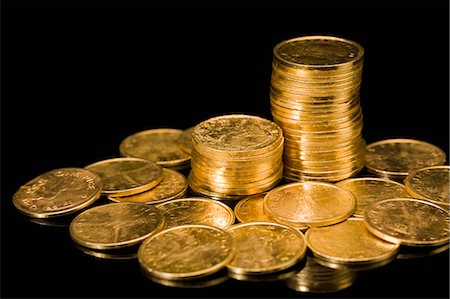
[285,255,357,293]
[365,138,447,179]
[336,177,412,217]
[273,35,364,70]
[306,218,399,270]
[107,168,188,205]
[263,181,356,227]
[192,114,283,157]
[119,128,191,167]
[69,202,164,250]
[228,264,301,282]
[12,167,102,218]
[177,126,194,155]
[138,224,236,280]
[234,193,273,223]
[364,198,450,246]
[404,165,450,209]
[155,197,235,230]
[85,157,163,197]
[226,222,307,275]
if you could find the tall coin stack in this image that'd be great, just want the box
[270,35,366,182]
[188,114,284,200]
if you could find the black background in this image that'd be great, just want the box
[2,1,449,298]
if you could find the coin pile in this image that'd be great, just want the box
[270,35,366,182]
[188,114,284,199]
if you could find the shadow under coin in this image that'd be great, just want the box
[141,267,229,289]
[72,241,139,260]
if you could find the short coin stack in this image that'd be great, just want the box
[270,35,366,182]
[188,114,284,200]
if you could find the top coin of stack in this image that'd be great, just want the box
[270,35,366,182]
[188,114,284,200]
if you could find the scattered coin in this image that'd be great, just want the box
[119,128,191,169]
[404,165,450,209]
[364,138,446,181]
[306,217,400,270]
[226,222,307,275]
[336,177,411,217]
[85,157,163,197]
[234,192,273,223]
[364,198,450,247]
[138,224,236,280]
[70,202,164,250]
[13,167,102,218]
[156,197,235,230]
[108,168,188,205]
[263,181,356,228]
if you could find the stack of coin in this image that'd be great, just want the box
[270,35,366,182]
[188,114,284,199]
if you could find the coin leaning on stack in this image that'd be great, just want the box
[188,114,284,200]
[270,35,366,182]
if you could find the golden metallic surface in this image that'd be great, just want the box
[365,139,447,179]
[306,218,399,270]
[108,168,188,205]
[336,177,412,217]
[192,114,283,156]
[137,224,236,280]
[364,198,450,246]
[263,182,356,227]
[177,126,194,155]
[285,255,357,293]
[234,193,273,223]
[85,157,163,197]
[404,165,450,208]
[156,197,236,230]
[12,167,102,218]
[69,202,164,250]
[396,243,449,260]
[119,128,191,167]
[226,222,307,275]
[273,35,364,70]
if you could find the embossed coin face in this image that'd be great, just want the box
[306,218,399,270]
[364,198,450,246]
[192,114,283,156]
[273,35,364,68]
[108,168,187,204]
[69,202,164,250]
[234,193,273,223]
[365,139,447,179]
[85,157,163,197]
[226,222,307,274]
[138,225,236,280]
[263,182,356,227]
[12,167,102,218]
[119,128,191,168]
[336,177,411,217]
[404,166,450,208]
[156,198,235,230]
